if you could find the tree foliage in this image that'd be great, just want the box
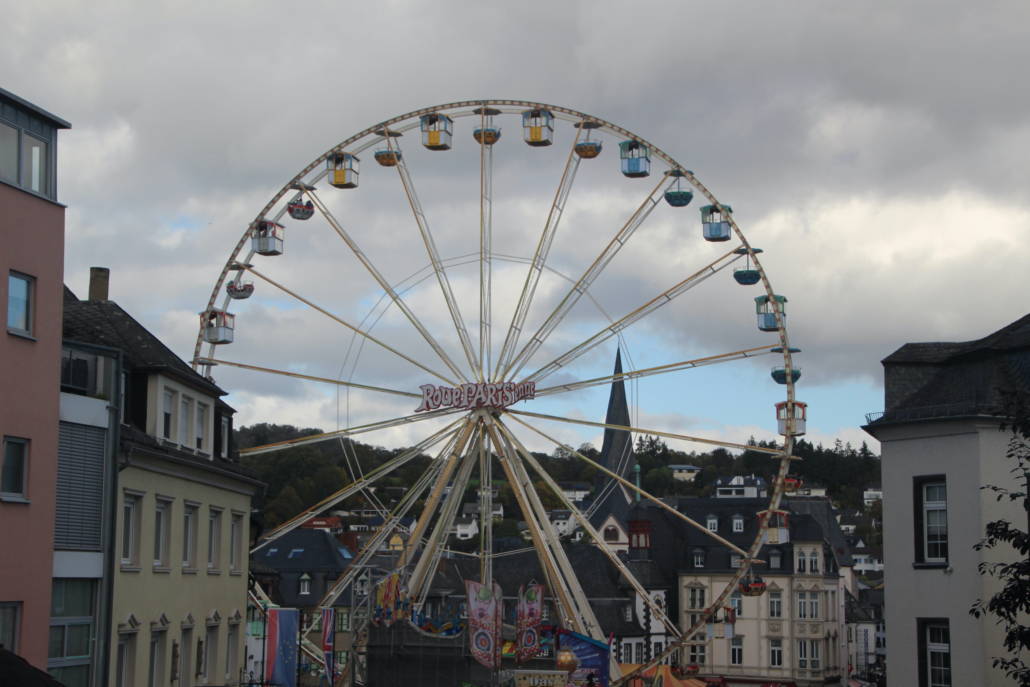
[970,392,1030,686]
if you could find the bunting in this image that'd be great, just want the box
[516,583,544,663]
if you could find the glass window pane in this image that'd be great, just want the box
[7,274,31,332]
[51,664,90,687]
[52,580,94,617]
[66,623,91,657]
[21,134,47,195]
[0,123,16,182]
[2,438,26,494]
[48,626,65,658]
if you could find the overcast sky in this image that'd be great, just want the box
[7,0,1029,459]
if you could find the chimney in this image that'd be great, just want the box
[88,267,110,301]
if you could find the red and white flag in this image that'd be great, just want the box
[516,583,543,663]
[466,580,502,669]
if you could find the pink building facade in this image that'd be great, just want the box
[0,88,70,668]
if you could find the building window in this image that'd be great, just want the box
[195,404,208,452]
[147,629,166,687]
[208,508,222,571]
[621,642,631,662]
[730,553,742,568]
[634,642,643,664]
[688,587,705,610]
[230,513,244,573]
[797,638,808,669]
[796,550,807,573]
[121,492,142,568]
[179,397,193,447]
[730,591,742,616]
[623,604,632,622]
[732,516,744,533]
[336,608,350,632]
[688,643,706,666]
[809,550,820,574]
[770,638,782,667]
[7,272,34,336]
[603,525,619,542]
[202,625,218,682]
[1,436,28,498]
[810,640,821,669]
[226,623,240,681]
[300,574,312,596]
[0,122,16,183]
[692,550,705,568]
[163,390,175,440]
[21,134,48,195]
[768,591,782,618]
[918,479,949,563]
[116,633,137,687]
[706,516,718,532]
[220,416,230,457]
[769,549,782,569]
[183,503,199,570]
[919,620,951,687]
[154,498,172,569]
[0,602,19,652]
[730,636,743,665]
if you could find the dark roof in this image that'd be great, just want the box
[884,313,1030,364]
[0,648,63,687]
[121,423,260,483]
[0,86,71,129]
[63,295,224,397]
[785,497,855,567]
[589,349,635,529]
[256,528,353,572]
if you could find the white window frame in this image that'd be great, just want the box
[1,436,29,499]
[6,271,34,336]
[202,625,218,681]
[810,639,821,670]
[179,397,193,448]
[688,587,705,610]
[692,550,705,567]
[797,638,808,669]
[0,602,20,652]
[730,591,742,616]
[207,508,222,572]
[770,638,782,667]
[923,482,949,563]
[183,503,199,570]
[730,554,742,568]
[195,403,208,453]
[153,498,172,569]
[299,574,311,596]
[163,389,175,440]
[809,550,820,574]
[706,516,718,532]
[148,629,166,687]
[732,516,744,533]
[220,416,230,457]
[769,549,782,569]
[730,636,743,665]
[768,590,782,618]
[926,623,951,687]
[229,512,244,573]
[121,491,143,568]
[688,643,706,666]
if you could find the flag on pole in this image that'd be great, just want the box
[516,583,543,663]
[466,580,502,669]
[320,607,335,685]
[264,608,300,687]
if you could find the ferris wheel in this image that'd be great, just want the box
[192,100,804,684]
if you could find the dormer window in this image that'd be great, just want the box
[732,516,744,533]
[706,516,718,532]
[769,549,782,569]
[162,390,175,439]
[604,526,619,542]
[299,573,311,595]
[692,550,705,568]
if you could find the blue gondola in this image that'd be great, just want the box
[701,204,732,241]
[755,294,787,332]
[421,113,453,150]
[472,107,501,146]
[732,246,762,284]
[619,140,650,177]
[373,128,403,166]
[522,109,554,146]
[771,367,802,384]
[664,170,693,207]
[574,120,603,158]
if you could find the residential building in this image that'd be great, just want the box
[673,497,850,686]
[0,87,70,670]
[668,465,701,482]
[62,271,263,687]
[713,474,768,498]
[864,314,1030,687]
[558,481,592,502]
[862,486,883,508]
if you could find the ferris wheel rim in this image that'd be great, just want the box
[192,99,803,684]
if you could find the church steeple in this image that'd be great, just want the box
[598,348,635,484]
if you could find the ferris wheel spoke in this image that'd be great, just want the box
[494,125,584,378]
[250,416,465,552]
[502,176,667,382]
[507,408,783,456]
[493,418,680,638]
[505,413,754,557]
[241,264,459,386]
[305,188,471,383]
[483,418,603,639]
[194,357,421,400]
[387,140,482,380]
[478,109,495,382]
[522,247,743,384]
[533,344,779,398]
[240,408,464,457]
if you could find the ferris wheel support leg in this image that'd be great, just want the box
[521,249,742,385]
[533,344,778,398]
[502,177,666,382]
[495,126,584,378]
[305,188,471,383]
[494,419,679,640]
[398,421,476,570]
[485,417,604,641]
[250,417,464,553]
[478,423,493,585]
[407,428,481,607]
[391,147,482,380]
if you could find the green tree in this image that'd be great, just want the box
[970,393,1030,685]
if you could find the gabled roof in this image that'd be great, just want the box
[63,293,224,397]
[256,528,353,572]
[884,313,1030,364]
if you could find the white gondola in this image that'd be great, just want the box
[201,310,235,344]
[252,220,284,256]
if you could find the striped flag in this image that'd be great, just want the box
[321,607,335,685]
[516,583,543,663]
[264,608,299,687]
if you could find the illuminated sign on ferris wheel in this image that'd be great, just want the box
[415,381,536,412]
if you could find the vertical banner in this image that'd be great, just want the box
[466,580,503,670]
[516,583,543,663]
[372,572,408,627]
[559,629,610,687]
[264,608,300,687]
[321,607,335,685]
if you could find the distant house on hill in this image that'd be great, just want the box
[714,474,768,498]
[669,464,701,482]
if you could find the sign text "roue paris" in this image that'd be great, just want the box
[415,382,536,412]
